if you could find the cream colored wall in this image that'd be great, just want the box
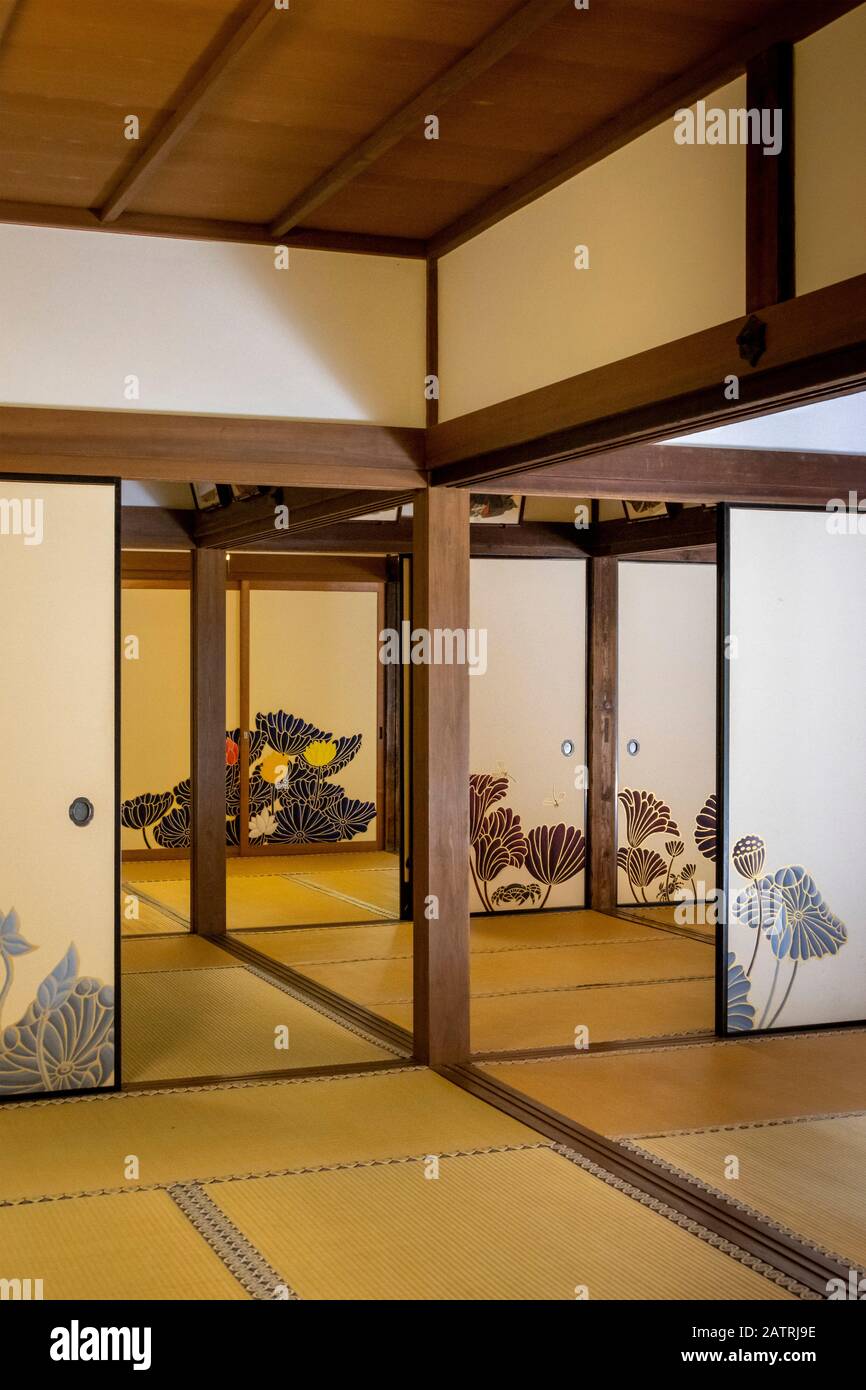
[438,79,745,420]
[617,563,716,903]
[0,225,425,425]
[470,559,587,911]
[121,587,190,851]
[0,481,116,1091]
[727,509,866,1030]
[796,4,866,295]
[249,588,379,841]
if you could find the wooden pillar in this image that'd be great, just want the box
[588,556,618,910]
[191,547,226,936]
[412,488,470,1064]
[746,43,794,312]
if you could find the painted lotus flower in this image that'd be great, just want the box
[256,711,330,756]
[225,737,239,766]
[726,952,755,1032]
[258,750,289,785]
[173,778,191,807]
[0,943,114,1096]
[249,809,278,842]
[732,834,765,881]
[303,739,337,768]
[469,773,509,845]
[121,791,174,846]
[694,794,718,863]
[618,789,676,848]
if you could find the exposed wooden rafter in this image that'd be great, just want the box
[0,203,425,258]
[98,0,283,224]
[428,0,861,259]
[589,507,717,556]
[268,0,572,238]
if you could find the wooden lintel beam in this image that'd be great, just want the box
[99,0,283,223]
[0,406,426,490]
[746,44,795,311]
[588,508,717,557]
[121,506,195,550]
[587,556,617,911]
[0,201,425,258]
[427,272,866,485]
[268,0,572,237]
[428,0,860,259]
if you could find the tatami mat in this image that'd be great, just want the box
[482,1030,866,1137]
[293,868,399,918]
[636,1114,866,1272]
[207,1146,792,1301]
[0,1070,529,1203]
[378,977,714,1052]
[124,876,388,932]
[122,934,234,974]
[616,904,715,939]
[295,936,712,1007]
[122,966,391,1082]
[0,1190,246,1300]
[471,910,663,950]
[233,921,413,966]
[120,888,187,936]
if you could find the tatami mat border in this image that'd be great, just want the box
[620,1136,866,1281]
[238,960,409,1058]
[624,1106,866,1141]
[550,1143,816,1300]
[480,1025,866,1066]
[169,1181,298,1301]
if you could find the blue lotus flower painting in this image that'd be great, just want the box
[121,708,376,849]
[0,912,114,1096]
[731,835,848,1031]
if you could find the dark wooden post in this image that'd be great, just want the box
[191,547,227,935]
[588,555,618,910]
[746,43,794,312]
[412,488,471,1064]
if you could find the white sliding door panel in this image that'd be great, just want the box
[470,560,587,913]
[618,562,717,905]
[0,479,117,1096]
[724,507,866,1032]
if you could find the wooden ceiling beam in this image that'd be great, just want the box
[0,405,425,490]
[428,0,861,259]
[268,0,572,238]
[0,202,426,257]
[98,0,283,224]
[426,271,866,486]
[121,506,195,550]
[588,508,717,557]
[461,444,866,507]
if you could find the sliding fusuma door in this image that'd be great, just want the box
[0,478,118,1097]
[721,505,866,1033]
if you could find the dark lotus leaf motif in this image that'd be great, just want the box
[731,834,766,881]
[0,944,114,1095]
[153,805,191,849]
[121,791,173,830]
[272,802,342,845]
[256,711,330,756]
[726,952,755,1032]
[248,770,273,811]
[751,865,846,962]
[469,774,510,845]
[475,807,527,882]
[225,762,241,813]
[694,794,718,864]
[225,815,241,848]
[173,778,191,808]
[525,823,585,885]
[618,789,677,848]
[616,845,667,888]
[227,726,265,763]
[323,795,377,840]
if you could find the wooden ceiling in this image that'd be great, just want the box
[0,0,854,256]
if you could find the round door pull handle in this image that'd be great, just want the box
[69,797,95,827]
